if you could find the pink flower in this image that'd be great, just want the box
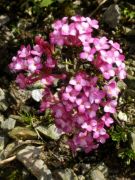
[86,17,99,29]
[89,87,105,104]
[103,100,117,113]
[9,57,25,71]
[109,40,122,53]
[81,120,97,132]
[87,104,99,118]
[45,57,56,68]
[62,85,79,103]
[71,16,86,22]
[18,45,31,58]
[16,73,27,89]
[80,51,94,62]
[101,113,114,127]
[93,122,107,139]
[69,73,87,91]
[115,63,126,79]
[31,44,43,57]
[104,80,120,98]
[76,96,90,113]
[97,134,109,143]
[93,37,110,51]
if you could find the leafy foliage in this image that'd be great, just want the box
[118,148,135,165]
[109,125,135,165]
[40,0,54,7]
[109,125,129,142]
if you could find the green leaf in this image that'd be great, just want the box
[40,0,53,7]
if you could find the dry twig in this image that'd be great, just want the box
[0,155,16,166]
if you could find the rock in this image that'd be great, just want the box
[16,145,52,180]
[124,27,135,36]
[0,114,4,124]
[78,175,85,180]
[36,124,63,140]
[8,126,37,140]
[0,15,10,26]
[3,142,17,158]
[0,101,8,111]
[103,4,121,28]
[130,129,135,152]
[87,163,108,180]
[0,135,9,160]
[0,135,8,152]
[31,89,44,102]
[53,168,78,180]
[90,169,106,180]
[0,88,5,101]
[96,163,108,176]
[79,163,91,174]
[9,82,31,107]
[1,118,16,130]
[118,111,128,122]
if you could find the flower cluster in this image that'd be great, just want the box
[9,16,126,153]
[9,36,65,89]
[50,16,126,80]
[51,72,119,152]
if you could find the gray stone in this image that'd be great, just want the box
[80,163,91,174]
[0,101,8,111]
[88,163,108,180]
[130,129,135,152]
[16,146,52,180]
[90,169,106,180]
[1,118,16,130]
[9,82,31,107]
[8,126,37,140]
[36,124,63,140]
[0,114,4,124]
[0,88,5,101]
[96,162,108,176]
[0,135,8,152]
[53,168,78,180]
[103,4,121,28]
[78,175,85,180]
[3,142,17,158]
[0,15,10,26]
[118,111,128,122]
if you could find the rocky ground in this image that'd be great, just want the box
[0,0,135,179]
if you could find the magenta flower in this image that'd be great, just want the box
[69,73,87,91]
[93,37,110,51]
[62,85,79,103]
[18,45,31,58]
[104,80,120,98]
[97,134,109,144]
[101,113,114,127]
[103,100,117,113]
[81,120,97,132]
[16,73,27,89]
[93,122,107,139]
[89,87,105,104]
